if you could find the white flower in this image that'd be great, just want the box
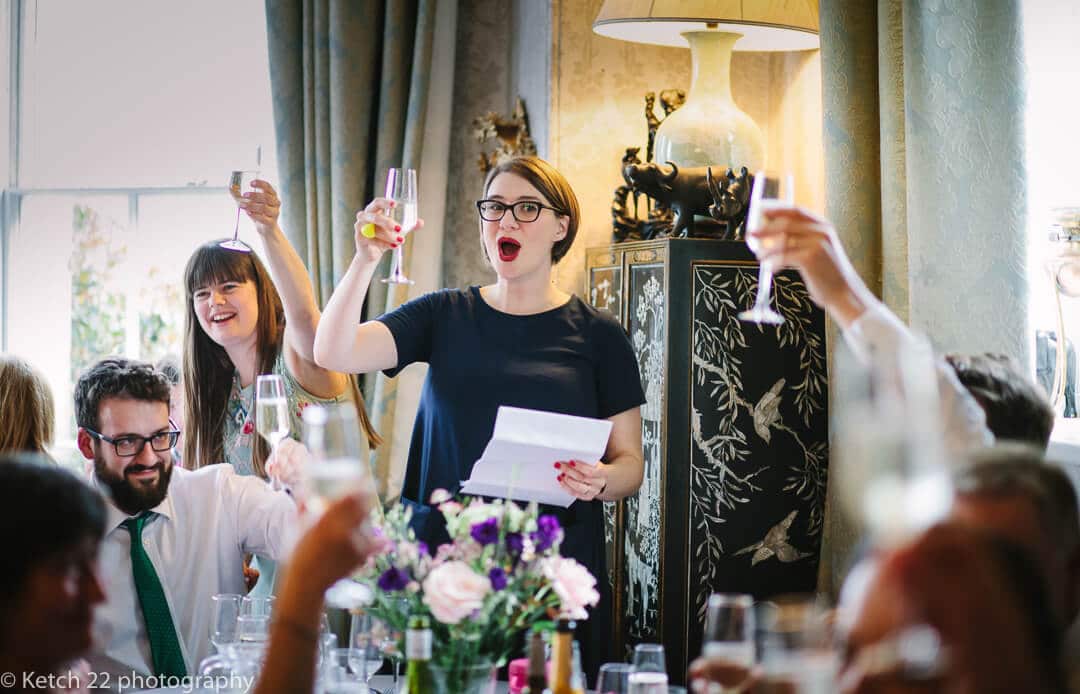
[542,557,599,620]
[422,561,490,625]
[430,488,452,505]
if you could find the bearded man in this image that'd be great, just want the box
[76,357,298,679]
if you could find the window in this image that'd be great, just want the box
[1,0,279,467]
[1023,1,1080,422]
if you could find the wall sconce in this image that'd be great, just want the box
[593,0,819,170]
[1046,207,1080,407]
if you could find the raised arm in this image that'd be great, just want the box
[314,198,424,374]
[753,207,991,454]
[243,180,346,397]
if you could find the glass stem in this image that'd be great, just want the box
[755,261,775,309]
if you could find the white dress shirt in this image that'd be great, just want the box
[843,302,993,458]
[90,464,298,676]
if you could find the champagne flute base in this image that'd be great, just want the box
[739,307,784,324]
[219,239,252,253]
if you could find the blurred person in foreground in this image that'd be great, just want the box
[948,444,1080,691]
[0,353,56,460]
[838,522,1067,693]
[0,453,384,693]
[0,456,105,693]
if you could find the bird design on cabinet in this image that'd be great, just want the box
[735,510,811,566]
[752,378,786,443]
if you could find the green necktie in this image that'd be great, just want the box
[122,512,187,678]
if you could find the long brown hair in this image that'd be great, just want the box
[183,242,284,477]
[0,354,55,456]
[182,241,379,477]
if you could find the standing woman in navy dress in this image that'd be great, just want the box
[315,156,644,674]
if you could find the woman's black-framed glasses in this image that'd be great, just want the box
[476,199,564,223]
[85,428,180,457]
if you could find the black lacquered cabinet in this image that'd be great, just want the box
[585,238,829,683]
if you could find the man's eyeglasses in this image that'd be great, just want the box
[85,428,180,457]
[476,199,564,223]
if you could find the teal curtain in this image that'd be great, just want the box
[818,0,1027,594]
[265,0,436,490]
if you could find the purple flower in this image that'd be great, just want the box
[470,517,500,546]
[418,541,430,557]
[505,532,524,556]
[489,567,508,591]
[377,567,410,592]
[531,514,562,552]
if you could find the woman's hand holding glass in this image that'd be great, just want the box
[236,179,283,237]
[353,196,425,265]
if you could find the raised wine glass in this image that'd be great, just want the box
[380,167,418,285]
[739,171,794,325]
[301,403,375,609]
[702,593,756,667]
[221,169,258,253]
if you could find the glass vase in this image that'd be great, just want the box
[430,660,496,694]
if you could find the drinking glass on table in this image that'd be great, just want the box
[255,374,290,491]
[629,643,668,694]
[740,171,794,325]
[209,593,242,654]
[380,167,419,285]
[240,595,275,619]
[702,593,756,667]
[349,610,386,685]
[323,648,370,693]
[301,403,375,609]
[595,662,632,694]
[757,599,838,694]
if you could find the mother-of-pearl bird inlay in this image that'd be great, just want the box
[735,510,812,566]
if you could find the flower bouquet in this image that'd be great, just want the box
[356,490,600,692]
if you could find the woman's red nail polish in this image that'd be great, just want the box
[394,225,401,232]
[397,235,404,243]
[554,462,561,469]
[568,461,576,467]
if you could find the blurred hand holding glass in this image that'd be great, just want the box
[833,335,953,546]
[301,403,375,608]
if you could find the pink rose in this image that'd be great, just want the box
[542,557,599,620]
[422,561,490,624]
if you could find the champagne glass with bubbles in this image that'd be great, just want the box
[381,167,418,285]
[255,374,290,491]
[740,171,794,325]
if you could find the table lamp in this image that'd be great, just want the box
[1046,207,1080,407]
[593,0,819,170]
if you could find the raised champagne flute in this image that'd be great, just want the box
[629,643,668,694]
[221,169,258,252]
[255,374,290,491]
[739,171,794,325]
[302,403,375,609]
[380,167,418,285]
